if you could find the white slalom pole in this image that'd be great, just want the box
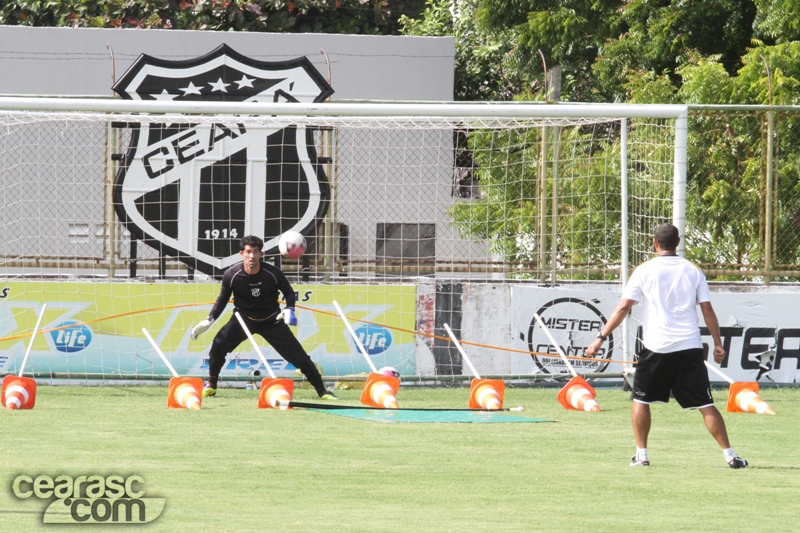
[704,360,735,385]
[142,328,180,378]
[18,303,47,377]
[533,313,578,378]
[443,323,481,379]
[332,300,378,373]
[234,311,277,379]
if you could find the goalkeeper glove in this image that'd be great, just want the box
[191,317,215,340]
[279,307,297,326]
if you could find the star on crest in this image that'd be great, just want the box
[180,81,203,96]
[235,75,255,89]
[152,89,177,101]
[208,77,231,93]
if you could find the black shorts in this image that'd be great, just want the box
[632,348,714,409]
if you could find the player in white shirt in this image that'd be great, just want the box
[586,223,748,469]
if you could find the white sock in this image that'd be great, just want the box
[723,447,737,462]
[636,447,648,461]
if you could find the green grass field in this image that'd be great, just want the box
[1,384,799,532]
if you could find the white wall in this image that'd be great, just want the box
[0,26,454,100]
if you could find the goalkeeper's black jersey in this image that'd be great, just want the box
[209,261,296,321]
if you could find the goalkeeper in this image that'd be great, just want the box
[191,235,336,400]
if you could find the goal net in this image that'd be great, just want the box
[0,99,685,385]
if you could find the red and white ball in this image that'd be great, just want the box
[278,231,307,259]
[378,366,400,379]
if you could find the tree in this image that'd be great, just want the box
[475,0,624,102]
[400,0,519,101]
[0,0,428,35]
[754,0,800,43]
[676,45,800,276]
[594,0,758,100]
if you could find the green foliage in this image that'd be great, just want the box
[754,0,800,43]
[624,69,678,104]
[475,0,624,102]
[596,0,757,100]
[0,0,428,35]
[671,47,800,275]
[401,0,519,100]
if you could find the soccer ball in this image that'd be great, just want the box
[377,366,400,379]
[278,231,306,259]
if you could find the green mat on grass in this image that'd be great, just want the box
[313,408,550,423]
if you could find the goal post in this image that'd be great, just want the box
[0,97,687,385]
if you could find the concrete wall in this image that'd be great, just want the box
[0,26,454,100]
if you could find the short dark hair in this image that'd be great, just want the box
[239,235,263,251]
[654,223,680,250]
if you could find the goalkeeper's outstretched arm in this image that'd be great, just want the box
[191,276,233,339]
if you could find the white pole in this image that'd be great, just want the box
[18,303,47,377]
[673,109,688,256]
[332,300,378,373]
[620,118,631,373]
[142,328,180,378]
[533,313,578,377]
[703,360,735,385]
[234,312,278,379]
[443,323,481,380]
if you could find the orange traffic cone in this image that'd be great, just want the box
[360,373,400,409]
[557,375,601,412]
[727,382,775,415]
[167,377,203,410]
[258,378,295,410]
[468,378,505,410]
[2,376,37,410]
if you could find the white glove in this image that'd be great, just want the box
[191,317,215,340]
[278,308,297,326]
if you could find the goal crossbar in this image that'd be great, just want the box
[0,96,688,119]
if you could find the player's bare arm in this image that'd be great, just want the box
[700,301,726,364]
[586,299,636,356]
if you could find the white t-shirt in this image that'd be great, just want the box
[622,255,711,353]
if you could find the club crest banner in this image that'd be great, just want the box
[112,44,333,276]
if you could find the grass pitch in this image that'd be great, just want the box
[1,385,799,532]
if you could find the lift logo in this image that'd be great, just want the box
[51,322,92,353]
[526,297,612,374]
[112,44,333,277]
[354,324,393,355]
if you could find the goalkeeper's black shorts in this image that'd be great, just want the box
[211,314,308,369]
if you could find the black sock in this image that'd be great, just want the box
[208,376,218,388]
